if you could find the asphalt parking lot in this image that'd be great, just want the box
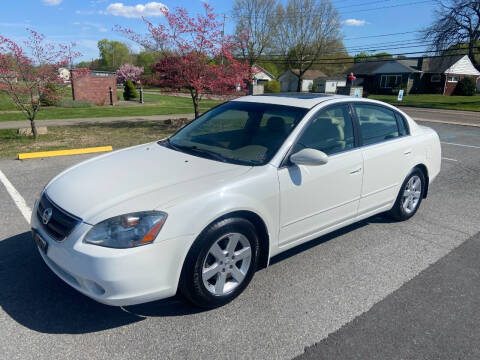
[0,121,479,360]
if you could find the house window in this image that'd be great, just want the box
[431,74,441,83]
[447,76,459,83]
[380,75,402,88]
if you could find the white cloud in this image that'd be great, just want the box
[43,0,63,5]
[105,2,168,18]
[343,19,367,27]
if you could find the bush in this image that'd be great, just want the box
[123,80,138,100]
[57,99,93,108]
[264,80,280,93]
[40,83,60,106]
[455,77,476,96]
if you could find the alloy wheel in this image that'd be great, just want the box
[402,175,422,214]
[202,233,252,296]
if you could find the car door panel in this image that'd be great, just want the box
[353,103,414,215]
[278,149,363,246]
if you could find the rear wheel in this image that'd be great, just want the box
[180,217,259,308]
[389,169,425,221]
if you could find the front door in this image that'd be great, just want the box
[277,104,363,246]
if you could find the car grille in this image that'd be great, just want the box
[37,193,82,241]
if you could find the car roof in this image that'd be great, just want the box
[232,93,350,109]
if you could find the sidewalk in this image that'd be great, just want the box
[0,113,195,130]
[1,106,479,130]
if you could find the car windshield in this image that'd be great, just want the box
[162,101,309,166]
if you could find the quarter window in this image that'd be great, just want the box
[354,104,401,145]
[292,104,355,156]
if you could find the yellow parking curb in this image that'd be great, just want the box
[18,146,113,160]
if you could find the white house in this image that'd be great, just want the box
[252,65,275,85]
[278,69,327,92]
[58,67,71,83]
[315,77,347,93]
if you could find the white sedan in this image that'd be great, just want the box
[31,94,441,308]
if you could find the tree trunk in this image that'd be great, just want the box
[296,76,302,92]
[30,118,38,140]
[190,90,200,118]
[468,40,479,69]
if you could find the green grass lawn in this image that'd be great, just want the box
[0,92,222,122]
[0,121,178,159]
[370,94,480,112]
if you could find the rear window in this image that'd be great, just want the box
[354,104,401,146]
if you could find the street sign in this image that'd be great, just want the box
[354,89,361,98]
[398,89,404,101]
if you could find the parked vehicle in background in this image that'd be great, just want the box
[31,93,441,308]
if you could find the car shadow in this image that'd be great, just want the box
[0,214,394,334]
[269,214,393,266]
[0,231,202,334]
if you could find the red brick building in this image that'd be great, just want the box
[71,70,118,105]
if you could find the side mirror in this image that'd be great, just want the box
[290,148,329,166]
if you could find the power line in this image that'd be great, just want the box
[343,30,420,41]
[229,0,435,19]
[255,47,478,65]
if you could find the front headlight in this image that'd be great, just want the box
[84,211,167,248]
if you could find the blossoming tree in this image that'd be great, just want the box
[116,63,144,84]
[0,29,83,138]
[117,3,250,118]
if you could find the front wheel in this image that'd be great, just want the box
[179,217,259,309]
[389,169,425,221]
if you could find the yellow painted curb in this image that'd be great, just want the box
[18,146,113,160]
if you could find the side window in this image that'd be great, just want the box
[293,104,355,156]
[354,104,400,146]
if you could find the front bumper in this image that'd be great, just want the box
[31,204,193,306]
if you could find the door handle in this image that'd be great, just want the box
[404,149,412,156]
[349,167,362,174]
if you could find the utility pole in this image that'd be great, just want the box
[221,13,226,65]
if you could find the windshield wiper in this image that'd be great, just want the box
[184,146,229,163]
[165,140,228,163]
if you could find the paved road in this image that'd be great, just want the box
[400,106,480,127]
[296,231,480,360]
[0,121,479,359]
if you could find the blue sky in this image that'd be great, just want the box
[1,0,438,62]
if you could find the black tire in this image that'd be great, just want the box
[179,217,259,309]
[389,168,426,221]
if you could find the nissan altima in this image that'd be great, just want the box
[31,94,441,308]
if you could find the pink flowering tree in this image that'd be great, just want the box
[116,3,250,118]
[116,63,144,84]
[0,29,83,138]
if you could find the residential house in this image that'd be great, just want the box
[345,55,480,95]
[278,69,327,92]
[315,77,347,94]
[252,65,275,85]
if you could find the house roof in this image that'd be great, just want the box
[345,55,476,76]
[289,69,327,79]
[420,55,465,73]
[252,64,275,80]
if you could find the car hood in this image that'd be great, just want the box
[45,143,251,224]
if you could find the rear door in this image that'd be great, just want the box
[352,103,412,216]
